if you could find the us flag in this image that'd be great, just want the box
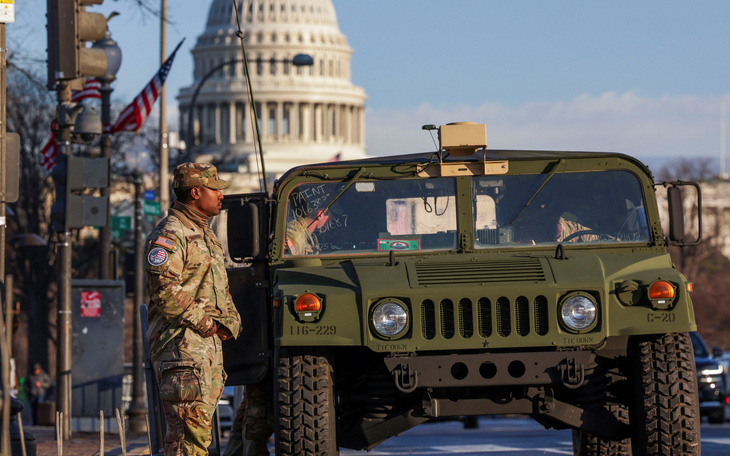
[110,40,183,134]
[40,134,58,171]
[40,122,58,172]
[71,78,101,103]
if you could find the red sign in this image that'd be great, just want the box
[80,291,101,318]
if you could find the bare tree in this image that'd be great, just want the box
[655,157,716,182]
[4,65,57,373]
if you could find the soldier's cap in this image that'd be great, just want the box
[172,163,230,190]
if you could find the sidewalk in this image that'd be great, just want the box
[28,426,150,456]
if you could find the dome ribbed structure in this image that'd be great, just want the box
[178,0,367,191]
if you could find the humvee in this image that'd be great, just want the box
[223,122,702,456]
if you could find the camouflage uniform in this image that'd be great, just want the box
[146,163,241,456]
[223,382,274,456]
[555,213,599,242]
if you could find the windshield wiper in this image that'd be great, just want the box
[307,167,367,229]
[509,159,565,225]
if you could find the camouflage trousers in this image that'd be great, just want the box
[154,330,226,456]
[223,381,274,456]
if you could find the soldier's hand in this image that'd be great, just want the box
[216,325,234,340]
[201,320,218,338]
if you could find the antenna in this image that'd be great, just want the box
[232,0,268,194]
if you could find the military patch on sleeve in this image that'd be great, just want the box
[154,236,176,250]
[148,247,169,267]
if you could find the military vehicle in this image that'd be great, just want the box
[223,122,702,456]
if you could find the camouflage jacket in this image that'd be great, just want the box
[145,204,241,360]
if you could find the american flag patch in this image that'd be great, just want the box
[148,248,169,266]
[154,236,175,250]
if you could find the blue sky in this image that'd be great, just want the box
[12,0,730,170]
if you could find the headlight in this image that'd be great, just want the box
[371,299,409,339]
[560,294,598,332]
[700,366,724,376]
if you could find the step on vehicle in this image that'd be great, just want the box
[223,122,703,456]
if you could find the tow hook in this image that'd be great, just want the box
[558,357,585,388]
[391,362,419,393]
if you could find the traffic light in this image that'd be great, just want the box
[47,0,108,89]
[51,153,110,232]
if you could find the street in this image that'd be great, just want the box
[325,417,730,456]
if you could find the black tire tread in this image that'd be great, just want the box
[572,404,631,456]
[276,350,338,456]
[629,332,700,456]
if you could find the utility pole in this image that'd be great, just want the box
[159,0,169,214]
[47,0,110,439]
[0,20,9,456]
[55,81,74,441]
[0,21,6,290]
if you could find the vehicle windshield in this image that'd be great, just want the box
[473,170,650,247]
[282,169,651,257]
[284,178,458,256]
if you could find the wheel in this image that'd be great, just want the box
[275,348,339,456]
[571,404,631,456]
[572,429,631,456]
[708,403,726,424]
[628,332,700,456]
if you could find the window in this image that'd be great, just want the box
[284,178,458,256]
[283,106,290,135]
[472,170,650,248]
[268,106,276,135]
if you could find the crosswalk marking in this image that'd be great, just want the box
[341,445,574,455]
[434,444,522,452]
[704,438,730,445]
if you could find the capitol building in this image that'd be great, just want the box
[177,0,368,193]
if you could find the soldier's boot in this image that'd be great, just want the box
[222,432,243,456]
[243,439,270,456]
[222,402,246,456]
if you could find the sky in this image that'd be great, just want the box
[10,0,730,171]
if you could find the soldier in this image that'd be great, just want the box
[145,162,242,456]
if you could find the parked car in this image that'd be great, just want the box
[689,331,726,424]
[716,351,730,420]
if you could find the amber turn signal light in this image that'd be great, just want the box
[649,281,675,300]
[295,293,321,312]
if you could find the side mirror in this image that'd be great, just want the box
[659,181,702,246]
[224,193,268,262]
[712,346,724,358]
[667,186,684,243]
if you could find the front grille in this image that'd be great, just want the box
[421,295,550,341]
[414,257,546,286]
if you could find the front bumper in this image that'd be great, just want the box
[383,350,594,393]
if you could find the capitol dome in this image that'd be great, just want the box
[178,0,367,192]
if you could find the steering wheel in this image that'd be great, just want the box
[561,230,613,243]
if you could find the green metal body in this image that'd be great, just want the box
[224,147,697,450]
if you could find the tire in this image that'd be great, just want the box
[628,332,700,456]
[572,429,631,456]
[708,403,726,424]
[571,404,631,456]
[275,349,339,456]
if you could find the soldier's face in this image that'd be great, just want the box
[191,185,224,217]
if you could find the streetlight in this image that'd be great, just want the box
[184,53,314,159]
[123,138,152,434]
[92,24,122,281]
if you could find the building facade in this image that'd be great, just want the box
[178,0,367,193]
